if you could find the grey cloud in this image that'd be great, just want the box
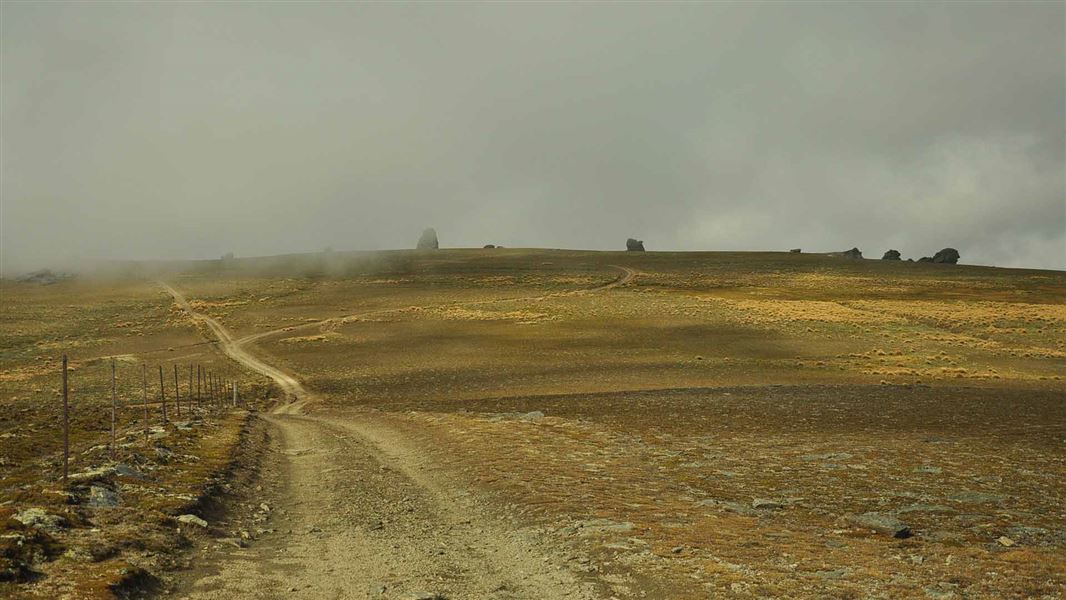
[2,2,1063,272]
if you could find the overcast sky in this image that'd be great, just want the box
[2,2,1063,272]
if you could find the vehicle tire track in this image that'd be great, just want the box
[231,265,636,347]
[158,280,604,599]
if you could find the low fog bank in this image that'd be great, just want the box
[6,245,1065,287]
[2,3,1063,273]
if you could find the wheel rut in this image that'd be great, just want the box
[159,280,606,599]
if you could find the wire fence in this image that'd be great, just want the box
[57,353,256,484]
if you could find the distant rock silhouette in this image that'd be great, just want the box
[483,244,496,249]
[626,238,645,252]
[932,248,960,264]
[918,256,934,263]
[882,249,901,260]
[789,248,802,253]
[16,269,71,285]
[416,228,439,250]
[842,247,863,259]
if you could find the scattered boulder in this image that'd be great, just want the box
[519,410,545,421]
[68,466,116,484]
[789,248,802,253]
[113,463,148,479]
[13,508,66,533]
[626,238,645,252]
[841,247,863,259]
[932,248,960,264]
[846,512,912,538]
[882,249,901,260]
[482,244,496,249]
[88,485,120,508]
[416,228,439,250]
[177,514,208,528]
[154,446,173,462]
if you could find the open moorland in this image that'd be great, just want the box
[2,249,1064,599]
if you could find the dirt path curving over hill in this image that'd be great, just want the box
[159,280,605,599]
[159,281,310,408]
[231,264,637,347]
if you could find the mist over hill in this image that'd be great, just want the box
[2,3,1063,274]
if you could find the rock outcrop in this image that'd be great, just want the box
[882,249,901,260]
[842,248,863,259]
[626,238,645,252]
[932,248,960,264]
[789,248,802,253]
[416,228,439,250]
[918,256,934,263]
[16,269,72,285]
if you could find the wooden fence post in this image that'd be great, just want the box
[110,358,117,458]
[188,364,193,412]
[173,364,181,419]
[142,364,149,445]
[62,355,69,484]
[196,365,202,408]
[158,365,167,425]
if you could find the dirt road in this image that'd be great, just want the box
[159,281,605,599]
[231,265,636,347]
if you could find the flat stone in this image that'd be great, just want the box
[13,508,66,532]
[68,466,116,483]
[896,503,954,515]
[697,499,758,516]
[950,491,1006,504]
[752,498,785,510]
[177,514,208,528]
[113,463,148,479]
[913,465,943,474]
[571,518,635,536]
[847,512,912,538]
[800,452,853,462]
